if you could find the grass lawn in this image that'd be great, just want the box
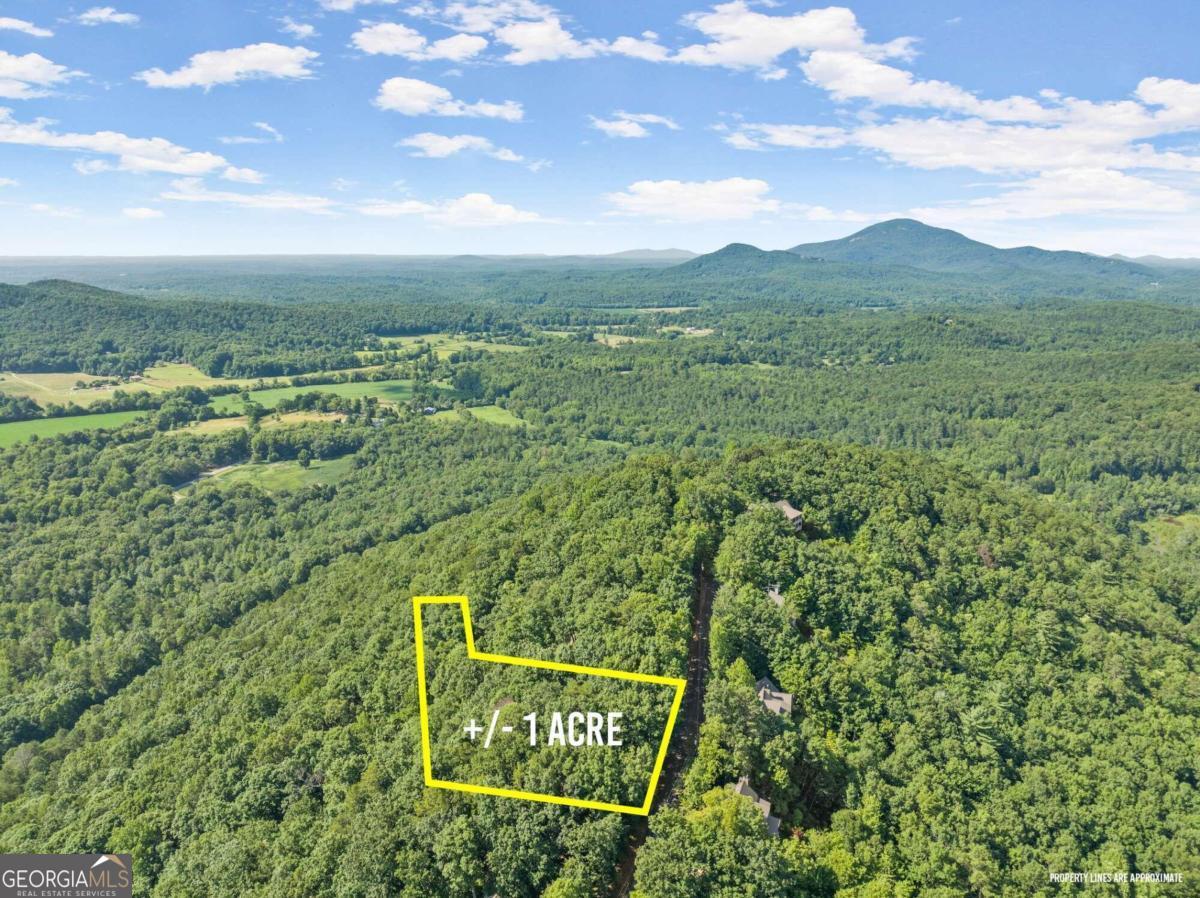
[364,333,529,360]
[0,410,146,447]
[430,405,523,427]
[172,417,253,435]
[535,330,656,346]
[0,363,403,411]
[182,455,357,495]
[0,364,260,408]
[593,333,645,347]
[659,326,715,337]
[171,411,345,435]
[0,370,158,408]
[209,379,416,413]
[140,363,260,391]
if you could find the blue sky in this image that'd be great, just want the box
[1,0,1199,256]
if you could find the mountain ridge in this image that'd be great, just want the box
[1113,253,1200,270]
[783,219,1155,279]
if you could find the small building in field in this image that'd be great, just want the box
[732,776,781,836]
[765,584,784,608]
[422,406,438,415]
[773,499,803,532]
[755,676,793,716]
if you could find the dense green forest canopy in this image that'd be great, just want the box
[0,445,1195,897]
[0,280,543,377]
[1,245,1199,896]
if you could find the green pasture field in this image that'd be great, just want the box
[362,333,529,360]
[209,379,416,413]
[0,364,258,408]
[179,455,358,496]
[429,405,523,427]
[0,410,147,447]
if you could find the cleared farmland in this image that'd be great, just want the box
[429,405,523,427]
[209,379,417,413]
[357,333,529,362]
[179,455,358,495]
[0,364,258,408]
[0,410,147,447]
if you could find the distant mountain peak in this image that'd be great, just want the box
[712,242,766,255]
[853,218,936,232]
[605,248,697,261]
[673,242,809,275]
[788,219,1153,279]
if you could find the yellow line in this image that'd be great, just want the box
[413,595,686,815]
[642,675,686,813]
[413,596,435,786]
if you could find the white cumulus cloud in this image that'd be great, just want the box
[222,166,264,183]
[76,7,140,26]
[493,15,599,63]
[0,17,53,38]
[800,50,1055,121]
[717,25,1200,231]
[406,2,667,64]
[320,0,397,9]
[0,107,244,177]
[358,191,543,226]
[403,2,906,74]
[607,177,779,222]
[279,18,317,40]
[398,132,527,164]
[0,51,84,100]
[672,1,914,79]
[374,77,522,120]
[352,23,488,61]
[136,44,318,90]
[407,1,559,34]
[589,111,680,139]
[123,206,164,219]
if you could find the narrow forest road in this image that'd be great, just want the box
[611,565,716,897]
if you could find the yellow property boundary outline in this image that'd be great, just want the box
[413,596,687,815]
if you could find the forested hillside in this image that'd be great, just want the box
[1,256,1199,896]
[0,281,526,377]
[0,421,620,750]
[0,444,1195,896]
[638,445,1200,896]
[0,452,708,895]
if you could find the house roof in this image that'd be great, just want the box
[755,677,794,716]
[733,777,781,836]
[773,499,802,521]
